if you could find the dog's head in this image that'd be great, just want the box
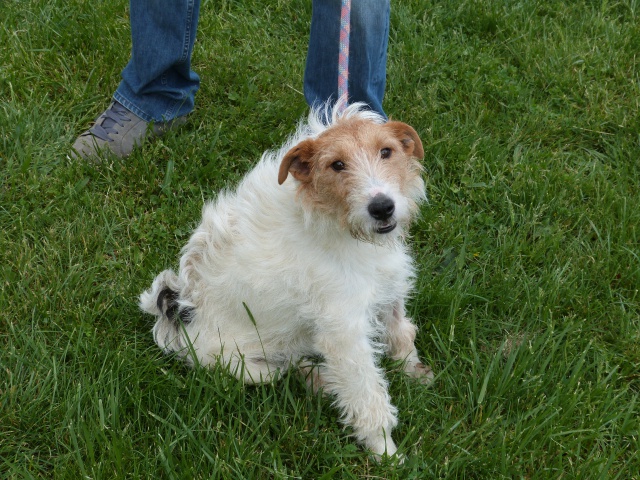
[278,116,426,243]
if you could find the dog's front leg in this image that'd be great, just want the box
[384,300,434,384]
[314,324,399,458]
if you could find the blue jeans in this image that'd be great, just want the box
[114,0,390,123]
[305,0,390,119]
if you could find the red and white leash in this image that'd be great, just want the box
[337,0,351,112]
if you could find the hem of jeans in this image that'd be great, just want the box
[113,92,155,123]
[113,91,190,124]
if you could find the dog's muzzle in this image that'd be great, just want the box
[368,194,397,234]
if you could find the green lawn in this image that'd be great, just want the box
[1,0,639,478]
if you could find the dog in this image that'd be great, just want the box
[140,102,434,458]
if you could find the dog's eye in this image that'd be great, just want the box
[380,148,392,159]
[331,160,346,172]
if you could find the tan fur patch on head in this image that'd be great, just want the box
[279,117,425,236]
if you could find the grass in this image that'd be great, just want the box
[1,0,639,477]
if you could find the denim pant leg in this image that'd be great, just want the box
[114,0,201,123]
[304,0,390,118]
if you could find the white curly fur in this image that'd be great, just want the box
[140,103,433,458]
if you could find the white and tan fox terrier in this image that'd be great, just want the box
[140,102,434,458]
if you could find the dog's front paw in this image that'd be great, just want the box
[366,435,398,461]
[406,362,435,385]
[374,450,406,465]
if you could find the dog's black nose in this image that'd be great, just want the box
[368,194,395,221]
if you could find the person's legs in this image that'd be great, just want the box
[72,0,201,159]
[304,0,390,119]
[115,0,201,122]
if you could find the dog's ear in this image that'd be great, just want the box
[386,121,424,160]
[278,139,316,185]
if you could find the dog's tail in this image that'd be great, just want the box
[140,269,193,354]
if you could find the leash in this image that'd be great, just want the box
[337,0,351,112]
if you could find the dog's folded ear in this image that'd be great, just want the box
[278,139,316,185]
[386,122,424,160]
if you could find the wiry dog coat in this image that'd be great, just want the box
[140,103,433,457]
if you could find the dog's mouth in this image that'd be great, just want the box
[376,221,397,234]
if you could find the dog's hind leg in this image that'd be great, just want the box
[298,361,328,394]
[384,300,434,385]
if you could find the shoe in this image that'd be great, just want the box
[71,101,187,160]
